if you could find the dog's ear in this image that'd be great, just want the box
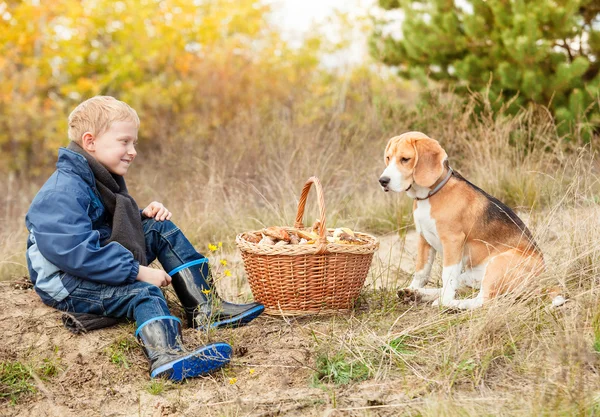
[384,137,396,165]
[412,139,447,188]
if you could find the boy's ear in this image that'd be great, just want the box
[81,132,95,152]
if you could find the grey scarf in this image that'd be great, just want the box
[68,141,148,266]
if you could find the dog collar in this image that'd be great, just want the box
[414,166,454,201]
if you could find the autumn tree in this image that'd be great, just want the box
[0,0,323,174]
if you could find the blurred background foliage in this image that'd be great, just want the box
[370,0,600,137]
[2,0,599,177]
[0,0,382,176]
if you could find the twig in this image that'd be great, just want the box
[336,402,416,411]
[28,367,55,403]
[290,355,318,372]
[230,362,307,369]
[204,399,237,407]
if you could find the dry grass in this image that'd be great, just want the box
[1,85,600,415]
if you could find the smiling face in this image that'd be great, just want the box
[82,120,138,176]
[379,132,447,193]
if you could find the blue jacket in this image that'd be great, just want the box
[25,147,140,305]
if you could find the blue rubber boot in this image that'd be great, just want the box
[168,260,265,330]
[135,316,232,381]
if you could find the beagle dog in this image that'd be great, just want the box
[379,132,544,309]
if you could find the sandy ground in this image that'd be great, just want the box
[0,233,424,417]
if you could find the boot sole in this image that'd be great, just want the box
[196,305,265,331]
[151,342,232,381]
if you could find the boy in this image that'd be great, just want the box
[25,96,264,381]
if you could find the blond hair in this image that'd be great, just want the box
[68,96,140,143]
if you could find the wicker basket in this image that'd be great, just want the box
[235,177,379,315]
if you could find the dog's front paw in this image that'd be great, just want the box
[431,299,439,307]
[397,288,422,304]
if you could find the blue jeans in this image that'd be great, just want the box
[53,219,207,326]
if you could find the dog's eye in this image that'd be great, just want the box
[401,157,411,163]
[385,156,390,163]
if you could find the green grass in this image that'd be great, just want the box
[0,346,66,405]
[146,380,168,396]
[313,353,370,386]
[105,337,137,369]
[593,312,600,354]
[39,357,62,379]
[0,361,36,405]
[384,336,416,355]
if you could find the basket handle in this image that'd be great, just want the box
[294,176,328,254]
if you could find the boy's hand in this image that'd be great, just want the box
[142,201,172,221]
[137,265,172,287]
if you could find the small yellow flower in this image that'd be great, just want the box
[208,244,217,252]
[224,269,232,277]
[201,289,211,295]
[220,259,227,266]
[249,368,255,375]
[218,242,223,248]
[228,377,237,384]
